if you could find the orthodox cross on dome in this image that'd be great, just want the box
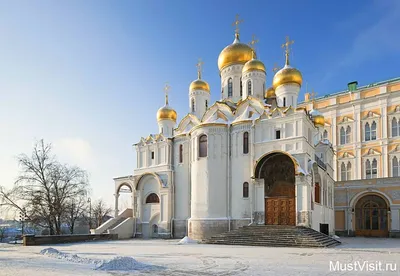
[164,82,171,105]
[196,58,204,79]
[232,14,243,38]
[310,90,317,108]
[272,63,280,73]
[281,36,294,66]
[248,34,259,57]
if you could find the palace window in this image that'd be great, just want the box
[314,182,321,204]
[323,129,328,139]
[191,98,195,112]
[146,193,160,204]
[365,121,377,141]
[243,182,249,198]
[228,78,233,97]
[240,77,243,97]
[205,100,208,109]
[340,162,352,181]
[179,144,183,163]
[283,97,286,107]
[276,130,281,139]
[340,126,351,145]
[365,158,378,179]
[247,80,252,95]
[392,118,399,137]
[199,134,208,157]
[151,151,154,160]
[243,132,249,154]
[393,156,399,177]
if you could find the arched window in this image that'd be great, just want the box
[340,162,346,181]
[247,80,252,95]
[347,162,352,180]
[315,182,321,204]
[340,127,345,145]
[323,130,328,139]
[283,97,286,107]
[243,132,249,154]
[240,77,243,97]
[365,159,371,179]
[393,156,399,177]
[371,121,377,140]
[365,122,371,141]
[179,144,183,163]
[191,98,195,112]
[263,83,266,95]
[392,118,398,137]
[205,100,208,109]
[346,126,351,143]
[199,135,207,157]
[228,78,233,97]
[243,182,249,198]
[372,158,377,178]
[146,193,160,204]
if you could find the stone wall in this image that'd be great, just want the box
[23,233,118,246]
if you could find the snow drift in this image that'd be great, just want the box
[178,236,198,245]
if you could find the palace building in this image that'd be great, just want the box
[299,78,400,238]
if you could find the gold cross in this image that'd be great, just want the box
[164,82,170,105]
[281,36,294,65]
[310,90,317,104]
[196,58,204,79]
[232,14,243,35]
[248,34,259,50]
[272,63,280,73]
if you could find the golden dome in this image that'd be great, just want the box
[310,109,324,128]
[190,79,210,92]
[265,87,276,98]
[157,105,177,122]
[242,57,266,74]
[272,65,303,89]
[218,34,255,71]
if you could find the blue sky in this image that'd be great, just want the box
[1,0,399,215]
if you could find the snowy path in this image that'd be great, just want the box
[1,238,400,275]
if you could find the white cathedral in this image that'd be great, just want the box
[95,20,336,240]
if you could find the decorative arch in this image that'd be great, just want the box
[135,172,164,190]
[350,190,392,208]
[145,193,160,204]
[254,150,303,178]
[116,182,133,194]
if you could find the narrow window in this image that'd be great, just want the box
[199,135,207,157]
[393,156,399,177]
[365,159,371,179]
[283,97,286,107]
[371,121,377,140]
[179,144,183,163]
[240,77,243,97]
[340,162,346,181]
[276,130,281,139]
[392,118,398,137]
[315,182,321,204]
[340,127,345,145]
[365,122,371,141]
[346,126,351,143]
[146,193,159,203]
[228,78,233,97]
[323,130,328,139]
[347,162,352,180]
[205,100,208,109]
[243,182,249,198]
[191,98,195,112]
[243,132,249,154]
[372,158,377,178]
[247,80,251,95]
[151,151,154,159]
[161,127,163,134]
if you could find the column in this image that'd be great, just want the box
[114,193,120,217]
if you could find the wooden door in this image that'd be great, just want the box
[265,197,295,226]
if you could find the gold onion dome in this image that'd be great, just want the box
[189,68,210,92]
[157,86,177,122]
[272,64,303,90]
[265,87,276,98]
[218,33,255,71]
[310,109,324,128]
[242,52,266,74]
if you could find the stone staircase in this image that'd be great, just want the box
[202,225,341,248]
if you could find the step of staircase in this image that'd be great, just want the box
[202,225,341,248]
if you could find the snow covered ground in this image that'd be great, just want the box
[0,237,400,275]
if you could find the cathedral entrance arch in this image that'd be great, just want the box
[255,151,296,226]
[116,183,133,213]
[355,194,389,237]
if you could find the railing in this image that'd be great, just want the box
[315,154,327,170]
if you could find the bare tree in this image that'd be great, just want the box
[0,139,90,235]
[0,226,6,242]
[92,199,112,228]
[64,196,87,234]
